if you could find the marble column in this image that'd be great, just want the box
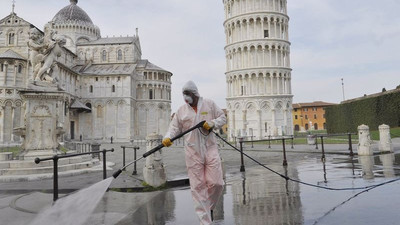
[143,133,167,187]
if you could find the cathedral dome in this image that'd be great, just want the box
[52,0,93,25]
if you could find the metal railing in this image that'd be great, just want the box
[34,148,114,201]
[239,136,294,171]
[121,145,140,175]
[314,133,357,160]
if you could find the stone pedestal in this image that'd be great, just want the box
[379,124,393,152]
[357,124,372,156]
[143,133,167,187]
[15,89,66,156]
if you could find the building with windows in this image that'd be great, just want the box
[292,101,337,132]
[223,0,293,140]
[0,0,172,145]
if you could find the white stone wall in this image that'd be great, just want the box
[0,9,172,145]
[223,0,293,140]
[76,41,139,65]
[52,21,100,54]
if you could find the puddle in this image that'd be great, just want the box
[116,152,400,225]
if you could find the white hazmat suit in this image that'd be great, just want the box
[164,81,226,225]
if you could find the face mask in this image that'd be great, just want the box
[183,94,193,104]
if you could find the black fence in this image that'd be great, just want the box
[34,148,114,201]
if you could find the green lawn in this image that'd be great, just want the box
[0,146,21,158]
[245,127,400,146]
[370,126,400,140]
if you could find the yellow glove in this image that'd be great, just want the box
[203,121,215,131]
[162,138,173,147]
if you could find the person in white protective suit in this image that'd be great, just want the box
[162,80,226,225]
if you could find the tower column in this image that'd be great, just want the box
[257,110,262,139]
[263,75,267,94]
[277,74,280,94]
[246,21,250,40]
[242,109,247,135]
[270,74,274,94]
[269,48,272,66]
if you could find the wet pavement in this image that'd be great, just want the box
[0,139,400,225]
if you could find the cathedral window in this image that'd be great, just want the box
[1,64,3,72]
[112,85,115,92]
[102,50,107,61]
[89,85,93,93]
[117,76,121,81]
[149,89,153,99]
[95,77,98,81]
[8,33,15,45]
[117,49,123,61]
[18,65,22,73]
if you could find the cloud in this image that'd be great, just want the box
[1,0,399,110]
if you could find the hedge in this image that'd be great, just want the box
[325,89,400,133]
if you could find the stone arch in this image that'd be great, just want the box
[227,103,233,110]
[260,101,271,110]
[117,99,127,105]
[15,100,23,107]
[106,100,115,106]
[245,101,257,112]
[234,102,242,110]
[4,100,13,107]
[94,101,104,108]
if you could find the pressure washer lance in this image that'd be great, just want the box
[112,120,206,179]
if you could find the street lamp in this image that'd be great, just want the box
[341,78,345,101]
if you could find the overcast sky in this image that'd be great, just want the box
[1,0,400,112]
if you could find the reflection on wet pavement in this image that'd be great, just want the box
[117,152,400,225]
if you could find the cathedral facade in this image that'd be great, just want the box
[0,0,172,145]
[223,0,293,140]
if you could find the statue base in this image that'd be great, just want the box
[16,89,67,153]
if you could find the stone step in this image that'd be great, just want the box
[0,160,100,176]
[0,152,13,161]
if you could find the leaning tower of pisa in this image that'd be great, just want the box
[223,0,293,140]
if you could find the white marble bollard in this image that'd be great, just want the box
[379,124,393,152]
[143,133,167,187]
[357,124,373,156]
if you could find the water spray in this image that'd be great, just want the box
[112,120,206,178]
